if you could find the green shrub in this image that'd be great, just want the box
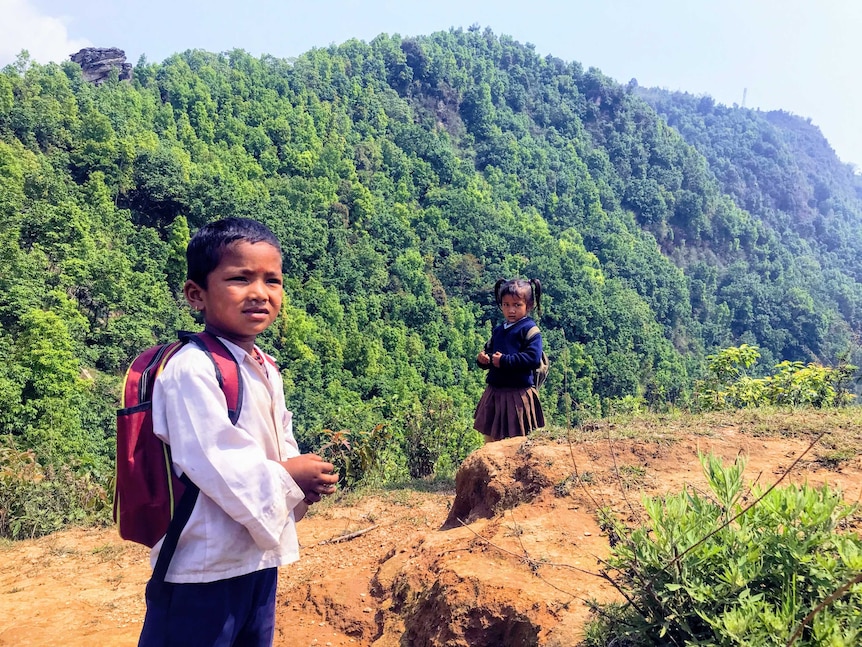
[586,453,862,646]
[316,423,395,488]
[402,391,478,479]
[693,345,857,412]
[0,436,110,539]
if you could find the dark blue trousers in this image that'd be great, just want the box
[138,568,278,647]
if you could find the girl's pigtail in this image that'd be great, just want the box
[494,278,506,306]
[530,278,542,317]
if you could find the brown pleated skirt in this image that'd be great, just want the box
[473,385,545,441]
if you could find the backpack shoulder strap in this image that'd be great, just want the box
[149,472,198,592]
[181,331,243,425]
[526,325,540,340]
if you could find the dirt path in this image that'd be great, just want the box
[2,423,860,646]
[0,491,452,647]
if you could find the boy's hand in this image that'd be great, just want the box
[477,350,490,365]
[281,454,338,503]
[491,352,502,367]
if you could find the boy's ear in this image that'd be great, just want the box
[184,280,205,312]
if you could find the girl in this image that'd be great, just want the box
[474,278,545,441]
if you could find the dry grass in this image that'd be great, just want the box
[539,406,862,469]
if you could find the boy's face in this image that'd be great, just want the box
[184,241,283,352]
[501,293,529,323]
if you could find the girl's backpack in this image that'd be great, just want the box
[526,325,550,388]
[114,331,242,581]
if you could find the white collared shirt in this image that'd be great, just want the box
[503,316,527,329]
[151,337,305,583]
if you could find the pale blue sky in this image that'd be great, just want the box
[2,0,860,169]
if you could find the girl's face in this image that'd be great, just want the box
[501,292,529,323]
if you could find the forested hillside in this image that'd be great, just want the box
[637,87,862,366]
[2,27,861,486]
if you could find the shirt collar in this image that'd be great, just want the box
[214,336,266,368]
[503,316,527,329]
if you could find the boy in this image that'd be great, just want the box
[138,217,338,647]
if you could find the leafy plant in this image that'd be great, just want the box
[766,361,857,408]
[586,453,862,646]
[402,392,473,479]
[694,345,857,412]
[0,436,110,539]
[316,423,393,488]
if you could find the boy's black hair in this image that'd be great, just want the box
[187,217,282,288]
[494,278,542,315]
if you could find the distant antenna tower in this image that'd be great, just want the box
[742,88,747,108]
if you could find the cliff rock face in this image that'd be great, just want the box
[70,47,132,84]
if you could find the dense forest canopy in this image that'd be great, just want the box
[2,27,861,483]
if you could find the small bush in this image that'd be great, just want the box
[693,345,857,412]
[402,392,477,479]
[316,423,395,488]
[586,453,862,646]
[0,436,111,539]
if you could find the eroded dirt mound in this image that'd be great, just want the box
[443,438,561,528]
[2,426,861,647]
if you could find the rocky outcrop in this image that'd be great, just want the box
[70,47,132,84]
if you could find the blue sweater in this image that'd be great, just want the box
[480,317,543,388]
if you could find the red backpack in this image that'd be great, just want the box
[114,331,242,571]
